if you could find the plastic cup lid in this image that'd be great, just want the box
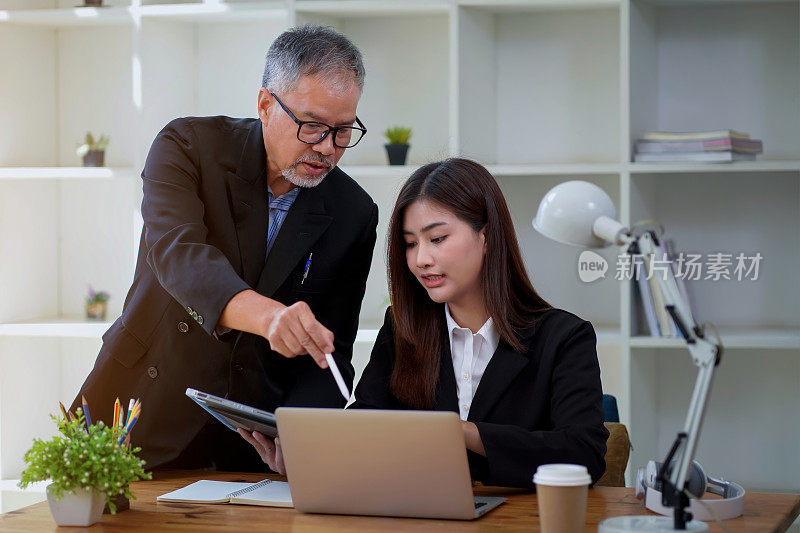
[533,464,592,487]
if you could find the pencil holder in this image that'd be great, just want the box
[104,492,130,514]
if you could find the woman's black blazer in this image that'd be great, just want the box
[350,307,609,489]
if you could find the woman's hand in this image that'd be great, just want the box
[237,428,286,475]
[461,421,486,457]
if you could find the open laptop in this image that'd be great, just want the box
[275,407,505,520]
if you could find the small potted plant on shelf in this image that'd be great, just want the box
[85,286,110,320]
[18,410,151,527]
[383,126,412,166]
[76,132,110,167]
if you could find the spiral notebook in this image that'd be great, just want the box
[157,479,293,508]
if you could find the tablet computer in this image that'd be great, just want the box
[185,388,278,438]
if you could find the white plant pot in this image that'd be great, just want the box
[46,484,105,527]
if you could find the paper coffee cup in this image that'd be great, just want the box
[533,464,591,533]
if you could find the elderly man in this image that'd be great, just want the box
[73,25,378,472]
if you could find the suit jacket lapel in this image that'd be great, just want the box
[228,120,269,288]
[467,330,536,422]
[255,186,332,298]
[434,321,537,419]
[434,337,460,413]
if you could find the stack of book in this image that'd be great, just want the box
[633,130,763,163]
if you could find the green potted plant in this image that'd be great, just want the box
[85,286,110,320]
[19,411,150,527]
[76,132,110,167]
[383,126,412,166]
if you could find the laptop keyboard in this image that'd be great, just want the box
[474,502,487,509]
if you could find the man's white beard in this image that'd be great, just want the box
[282,155,334,188]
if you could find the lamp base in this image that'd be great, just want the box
[599,516,708,533]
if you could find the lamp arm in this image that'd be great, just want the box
[633,231,723,529]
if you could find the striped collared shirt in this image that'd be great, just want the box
[267,185,300,258]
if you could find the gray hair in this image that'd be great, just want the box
[262,25,365,95]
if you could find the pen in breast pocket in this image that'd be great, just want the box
[301,253,313,285]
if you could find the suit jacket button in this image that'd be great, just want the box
[147,366,158,379]
[197,315,204,325]
[187,306,193,314]
[232,362,243,372]
[178,321,189,333]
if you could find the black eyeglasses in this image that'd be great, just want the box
[270,92,367,149]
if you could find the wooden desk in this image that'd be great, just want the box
[2,470,798,532]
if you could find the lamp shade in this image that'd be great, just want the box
[533,180,617,248]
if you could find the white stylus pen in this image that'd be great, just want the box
[325,353,350,401]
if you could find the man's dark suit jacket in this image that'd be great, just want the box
[351,307,608,489]
[73,116,378,469]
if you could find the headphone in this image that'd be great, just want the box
[635,460,745,521]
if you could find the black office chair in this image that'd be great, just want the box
[603,393,620,423]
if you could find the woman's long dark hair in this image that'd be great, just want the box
[387,158,552,409]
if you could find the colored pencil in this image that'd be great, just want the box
[119,400,142,445]
[123,398,134,446]
[59,402,69,421]
[113,397,121,428]
[81,395,92,428]
[126,399,134,427]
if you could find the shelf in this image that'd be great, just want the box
[0,318,386,344]
[459,0,620,11]
[0,479,47,493]
[357,327,620,346]
[630,328,800,350]
[0,5,135,27]
[339,165,416,180]
[640,0,798,6]
[0,317,113,338]
[628,161,800,174]
[0,167,138,180]
[0,2,288,24]
[140,2,286,22]
[595,327,622,347]
[295,0,449,16]
[341,163,622,179]
[0,319,624,347]
[344,162,798,177]
[488,163,621,176]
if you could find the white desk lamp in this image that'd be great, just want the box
[533,180,725,532]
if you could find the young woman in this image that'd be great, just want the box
[241,158,608,488]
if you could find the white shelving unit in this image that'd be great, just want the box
[0,167,138,180]
[0,316,114,338]
[1,0,797,499]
